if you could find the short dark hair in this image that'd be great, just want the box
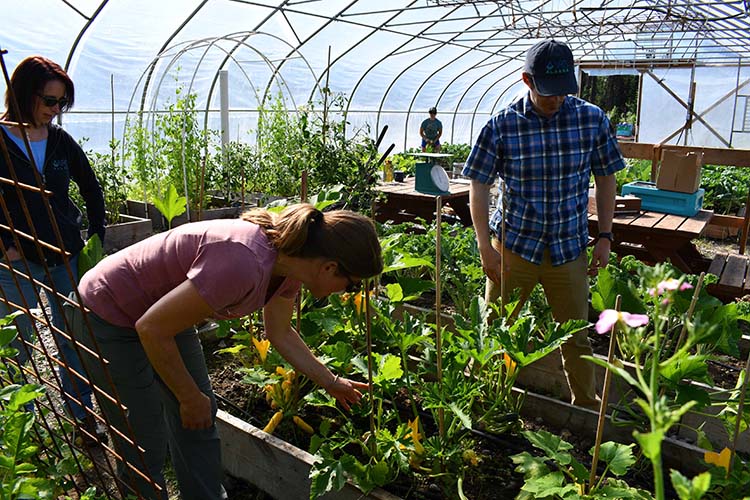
[428,106,437,114]
[3,56,75,125]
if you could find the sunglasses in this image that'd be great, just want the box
[343,273,361,294]
[37,94,69,108]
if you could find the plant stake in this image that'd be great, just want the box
[674,272,704,352]
[435,195,445,439]
[728,343,750,476]
[364,278,377,456]
[589,295,621,493]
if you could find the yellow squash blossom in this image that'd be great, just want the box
[503,352,517,378]
[352,290,376,314]
[252,337,270,362]
[406,417,425,456]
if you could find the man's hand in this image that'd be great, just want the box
[588,238,611,275]
[480,245,504,284]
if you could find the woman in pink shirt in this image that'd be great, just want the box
[67,203,382,500]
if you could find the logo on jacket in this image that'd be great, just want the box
[50,159,69,171]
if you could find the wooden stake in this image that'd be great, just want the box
[435,195,445,439]
[589,295,621,493]
[499,180,506,315]
[364,279,377,456]
[728,345,750,476]
[674,272,705,352]
[295,172,309,334]
[301,169,308,203]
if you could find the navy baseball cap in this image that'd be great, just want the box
[524,39,578,96]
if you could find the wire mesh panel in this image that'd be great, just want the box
[0,48,163,500]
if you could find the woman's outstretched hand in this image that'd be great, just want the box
[325,376,369,411]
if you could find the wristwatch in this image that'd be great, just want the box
[598,232,615,243]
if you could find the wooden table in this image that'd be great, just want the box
[589,209,713,273]
[373,177,472,226]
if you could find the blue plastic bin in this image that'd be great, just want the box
[621,181,704,217]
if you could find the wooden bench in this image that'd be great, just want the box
[706,191,750,302]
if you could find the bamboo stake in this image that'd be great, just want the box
[499,180,506,315]
[296,173,309,334]
[364,279,377,456]
[589,295,622,493]
[727,345,750,476]
[435,195,445,439]
[674,272,705,352]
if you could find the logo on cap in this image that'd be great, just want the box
[545,61,572,75]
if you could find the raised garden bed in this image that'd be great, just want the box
[83,213,152,253]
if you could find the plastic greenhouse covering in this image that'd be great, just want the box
[3,0,750,153]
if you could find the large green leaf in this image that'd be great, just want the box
[78,233,103,277]
[659,353,711,385]
[519,471,578,498]
[381,254,434,274]
[153,184,187,229]
[595,441,636,476]
[8,384,45,412]
[522,429,573,465]
[352,353,403,385]
[309,453,359,499]
[511,451,550,478]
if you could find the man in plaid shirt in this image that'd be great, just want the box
[462,39,626,408]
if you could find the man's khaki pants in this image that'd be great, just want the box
[485,238,598,408]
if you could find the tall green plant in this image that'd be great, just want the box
[154,87,216,210]
[123,83,217,209]
[253,91,379,211]
[123,111,158,204]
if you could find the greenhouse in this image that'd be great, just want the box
[1,1,750,499]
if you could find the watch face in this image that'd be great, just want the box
[430,165,450,192]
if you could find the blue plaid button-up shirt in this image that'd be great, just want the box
[463,94,625,266]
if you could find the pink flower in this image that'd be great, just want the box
[595,309,650,334]
[650,278,693,296]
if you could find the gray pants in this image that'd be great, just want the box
[66,304,227,500]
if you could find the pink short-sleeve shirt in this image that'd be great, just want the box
[78,219,300,328]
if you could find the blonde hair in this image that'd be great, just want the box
[241,203,382,278]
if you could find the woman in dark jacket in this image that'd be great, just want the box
[0,56,106,438]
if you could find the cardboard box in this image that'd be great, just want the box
[588,192,642,215]
[656,149,703,194]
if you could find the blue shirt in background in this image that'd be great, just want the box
[1,125,46,173]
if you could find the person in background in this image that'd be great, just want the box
[420,106,443,152]
[462,39,625,409]
[0,56,106,439]
[67,203,383,500]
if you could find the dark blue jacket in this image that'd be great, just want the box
[0,124,105,266]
